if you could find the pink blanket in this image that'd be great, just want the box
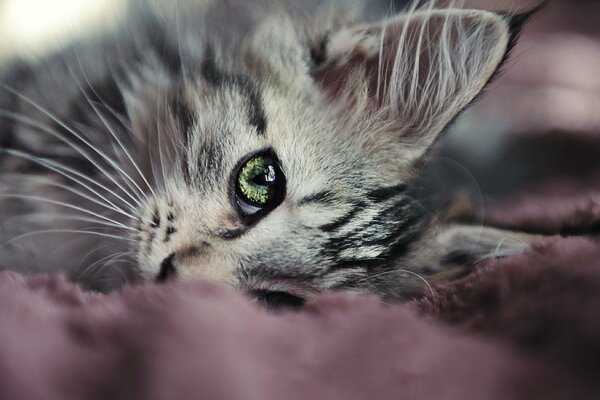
[0,1,599,399]
[0,247,598,400]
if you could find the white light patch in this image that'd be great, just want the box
[0,0,124,60]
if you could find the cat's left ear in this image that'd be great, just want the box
[312,7,531,164]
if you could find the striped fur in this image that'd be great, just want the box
[0,0,534,301]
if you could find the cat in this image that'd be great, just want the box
[0,0,538,308]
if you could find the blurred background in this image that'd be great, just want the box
[0,0,124,63]
[429,0,600,232]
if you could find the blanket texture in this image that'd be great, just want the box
[1,1,599,399]
[0,263,598,400]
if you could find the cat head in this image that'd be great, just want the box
[118,0,532,303]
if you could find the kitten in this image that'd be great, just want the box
[0,0,536,307]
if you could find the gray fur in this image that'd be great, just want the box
[0,0,531,301]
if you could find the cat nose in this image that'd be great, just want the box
[156,253,177,282]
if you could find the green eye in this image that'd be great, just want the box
[237,155,275,206]
[234,151,285,220]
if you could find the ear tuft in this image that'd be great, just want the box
[312,5,532,165]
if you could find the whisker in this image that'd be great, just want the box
[6,172,139,222]
[2,228,136,247]
[355,268,437,301]
[69,61,157,198]
[2,211,135,233]
[475,236,529,264]
[0,194,133,230]
[78,250,135,281]
[1,148,140,215]
[77,243,116,269]
[0,109,144,209]
[0,86,145,206]
[101,254,132,283]
[90,98,133,133]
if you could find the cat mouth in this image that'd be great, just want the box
[249,290,306,311]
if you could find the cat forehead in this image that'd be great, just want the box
[182,83,360,182]
[140,1,417,190]
[162,77,375,210]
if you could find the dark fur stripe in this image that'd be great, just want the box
[299,190,335,206]
[319,202,365,233]
[366,184,407,202]
[194,140,227,186]
[145,22,184,76]
[364,210,423,250]
[201,47,267,135]
[246,91,267,134]
[0,62,34,167]
[168,92,195,184]
[322,197,429,272]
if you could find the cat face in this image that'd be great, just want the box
[0,0,532,303]
[129,1,520,301]
[133,63,426,298]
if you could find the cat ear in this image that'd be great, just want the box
[312,8,522,164]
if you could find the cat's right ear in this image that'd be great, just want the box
[311,6,525,166]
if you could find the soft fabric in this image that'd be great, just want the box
[1,1,599,399]
[0,260,598,400]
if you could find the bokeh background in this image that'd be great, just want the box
[0,0,125,62]
[433,0,600,230]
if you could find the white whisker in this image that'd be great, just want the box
[1,148,140,214]
[70,60,157,198]
[78,250,135,281]
[0,86,146,206]
[0,108,145,209]
[3,228,135,247]
[5,171,139,222]
[77,243,114,269]
[0,194,133,230]
[355,268,437,301]
[2,210,135,233]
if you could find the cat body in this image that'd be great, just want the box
[0,0,533,304]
